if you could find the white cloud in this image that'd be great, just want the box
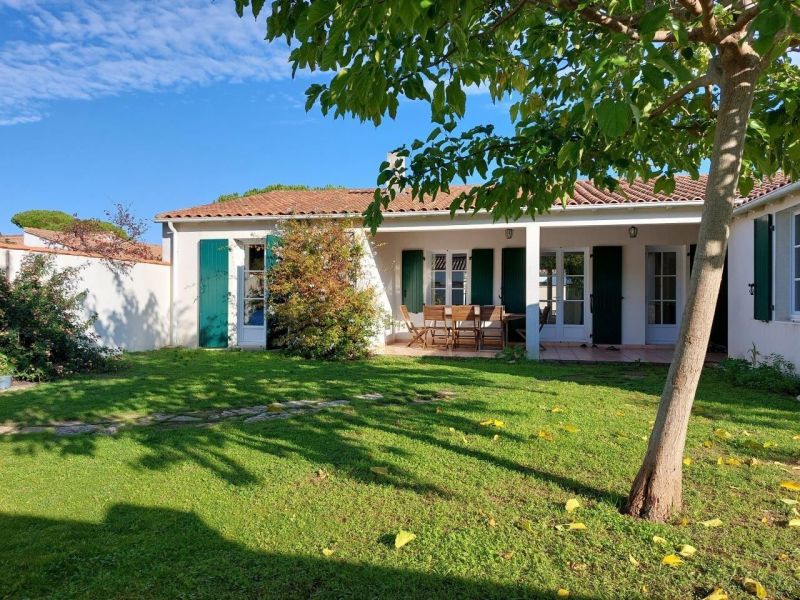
[0,0,292,125]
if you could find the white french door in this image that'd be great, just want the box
[645,246,685,344]
[539,248,589,342]
[238,242,267,346]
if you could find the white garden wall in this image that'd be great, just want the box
[0,246,171,351]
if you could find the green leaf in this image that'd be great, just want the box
[639,5,670,36]
[642,64,666,91]
[595,99,632,138]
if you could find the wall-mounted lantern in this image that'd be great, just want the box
[628,225,639,239]
[505,228,514,240]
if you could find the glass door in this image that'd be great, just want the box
[239,243,267,346]
[645,247,682,344]
[539,249,588,342]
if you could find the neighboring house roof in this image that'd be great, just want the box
[0,234,24,245]
[156,174,793,221]
[20,227,163,263]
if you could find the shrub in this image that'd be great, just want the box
[267,220,382,360]
[718,353,800,396]
[0,255,114,381]
[0,352,11,376]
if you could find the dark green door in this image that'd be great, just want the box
[198,239,229,348]
[401,250,424,313]
[501,247,525,340]
[591,246,622,345]
[471,248,494,306]
[690,244,728,350]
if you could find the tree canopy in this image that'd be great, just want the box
[11,210,127,239]
[237,0,800,229]
[215,183,345,203]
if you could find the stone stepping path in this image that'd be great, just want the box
[0,390,453,437]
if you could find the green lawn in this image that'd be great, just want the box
[1,349,798,599]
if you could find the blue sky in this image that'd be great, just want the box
[0,0,508,242]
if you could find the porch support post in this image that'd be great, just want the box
[525,224,541,360]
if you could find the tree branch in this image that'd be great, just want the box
[649,74,713,118]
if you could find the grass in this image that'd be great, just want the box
[0,349,798,599]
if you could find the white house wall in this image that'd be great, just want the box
[0,247,170,351]
[729,191,800,367]
[374,222,700,346]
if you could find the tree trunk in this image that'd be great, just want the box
[623,45,761,521]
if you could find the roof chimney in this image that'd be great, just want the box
[386,152,407,195]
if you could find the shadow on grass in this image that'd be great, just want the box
[0,503,600,600]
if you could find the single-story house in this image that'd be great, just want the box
[155,173,799,367]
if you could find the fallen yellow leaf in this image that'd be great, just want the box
[322,548,334,557]
[763,441,777,449]
[557,589,570,598]
[716,457,724,465]
[703,589,728,600]
[565,499,581,513]
[537,429,555,441]
[742,577,767,599]
[551,406,564,413]
[701,518,723,528]
[683,457,693,466]
[394,530,416,549]
[792,434,800,440]
[779,498,798,506]
[479,418,505,428]
[628,554,640,567]
[744,457,760,466]
[779,480,800,492]
[492,434,500,441]
[652,535,668,545]
[370,466,389,476]
[487,517,497,527]
[714,428,733,440]
[561,424,579,433]
[517,518,534,532]
[568,522,586,530]
[678,544,697,558]
[788,519,800,527]
[703,440,714,448]
[724,457,742,466]
[661,554,683,567]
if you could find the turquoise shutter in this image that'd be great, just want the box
[264,234,280,345]
[401,250,424,313]
[753,215,772,321]
[198,239,229,348]
[470,249,494,306]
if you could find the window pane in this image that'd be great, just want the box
[433,254,447,271]
[451,253,467,271]
[647,301,660,325]
[540,252,556,271]
[564,276,584,300]
[433,271,446,286]
[653,276,661,300]
[245,272,265,298]
[795,246,800,278]
[563,252,584,276]
[539,301,557,324]
[452,271,465,288]
[662,301,677,324]
[795,214,800,243]
[247,245,265,271]
[433,288,447,305]
[663,276,676,301]
[452,290,465,305]
[563,301,584,325]
[795,280,800,312]
[662,252,677,276]
[652,252,662,276]
[244,300,265,326]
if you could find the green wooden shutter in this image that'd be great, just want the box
[470,249,494,306]
[265,234,280,271]
[198,239,229,348]
[401,250,424,313]
[753,215,772,321]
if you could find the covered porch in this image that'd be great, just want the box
[367,203,721,359]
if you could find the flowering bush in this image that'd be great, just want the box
[0,255,114,381]
[268,220,382,360]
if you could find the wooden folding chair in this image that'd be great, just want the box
[539,305,551,352]
[479,305,505,350]
[423,305,451,348]
[452,305,480,350]
[400,305,427,348]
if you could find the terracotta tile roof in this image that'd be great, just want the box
[23,227,163,262]
[156,174,793,220]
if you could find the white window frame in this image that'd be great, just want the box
[240,241,267,332]
[429,250,469,306]
[792,209,800,320]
